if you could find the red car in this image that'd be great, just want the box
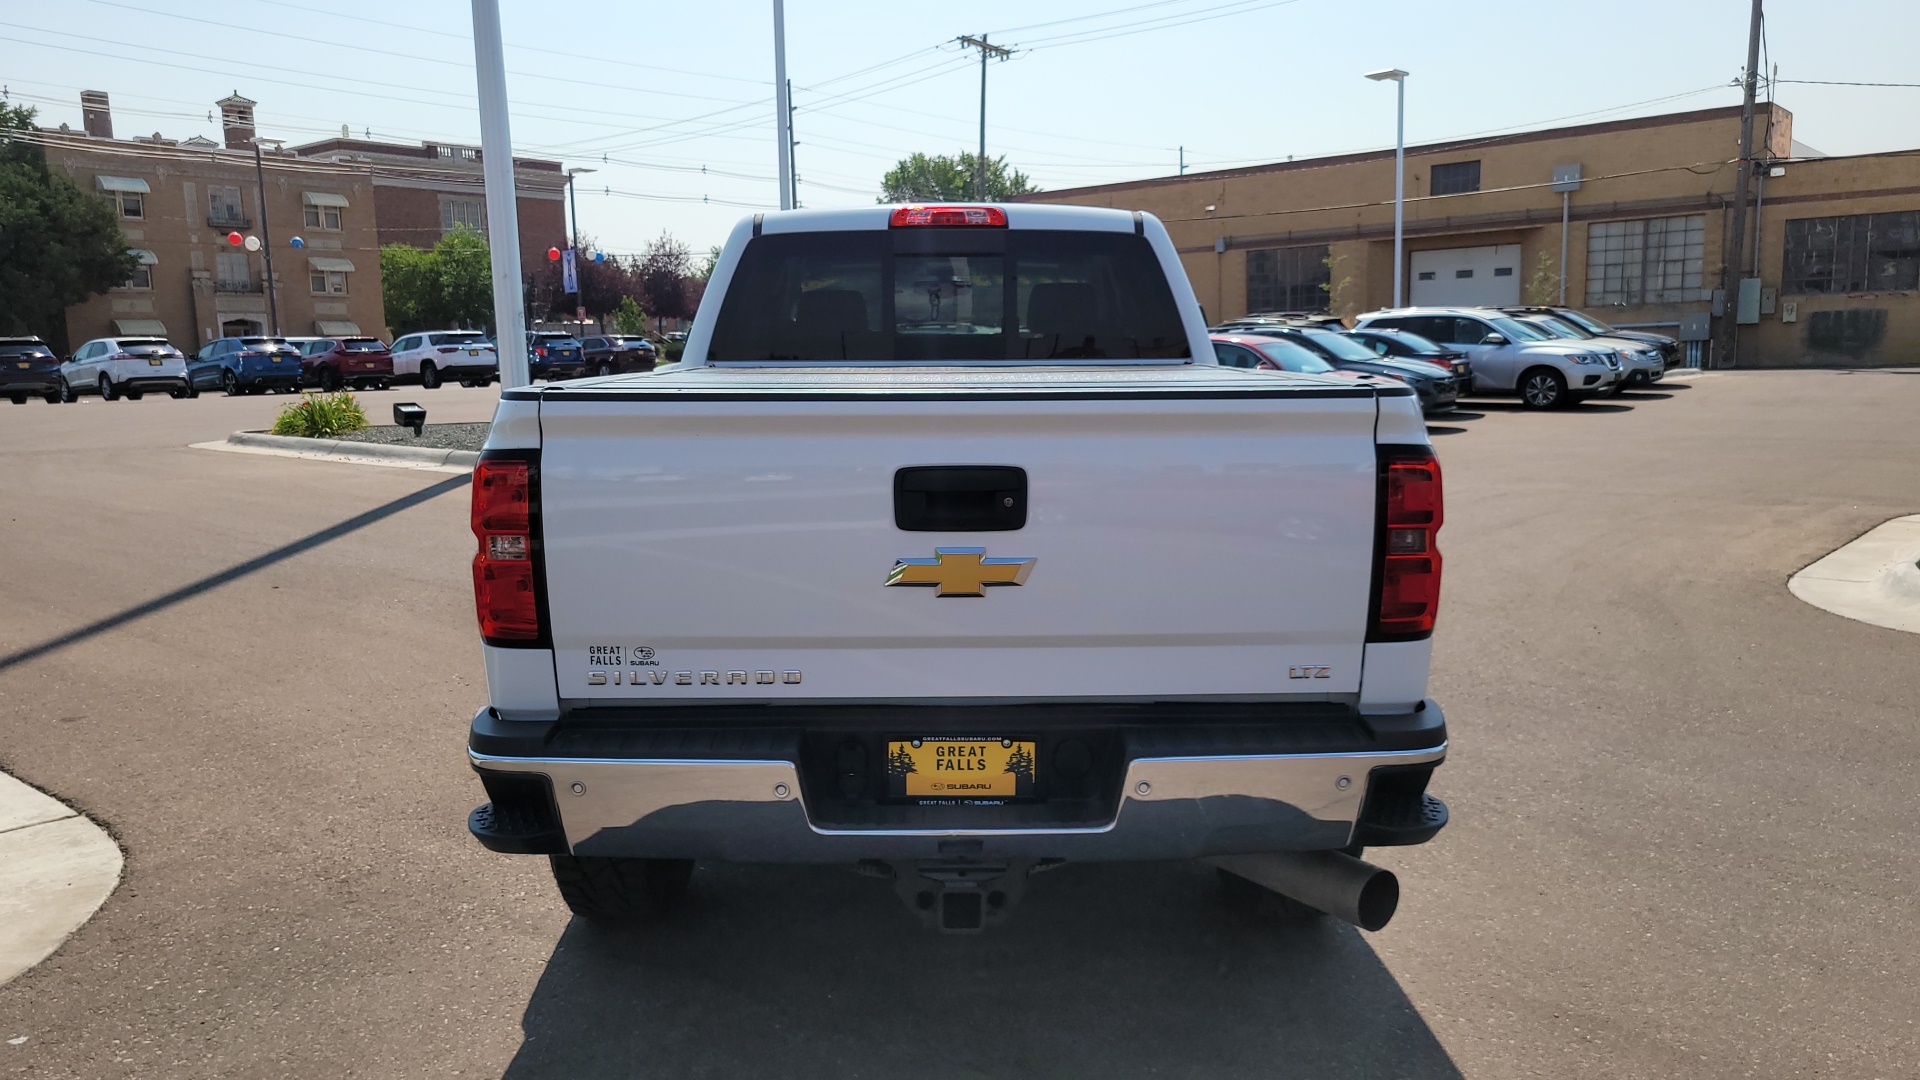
[298,337,394,390]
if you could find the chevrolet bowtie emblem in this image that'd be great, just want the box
[886,547,1036,597]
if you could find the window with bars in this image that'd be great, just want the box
[1585,215,1707,305]
[1430,160,1480,196]
[1245,245,1330,314]
[1782,210,1920,294]
[442,198,486,233]
[215,251,251,290]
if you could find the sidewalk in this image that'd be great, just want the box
[0,771,122,986]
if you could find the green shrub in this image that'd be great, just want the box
[271,391,369,438]
[661,340,686,364]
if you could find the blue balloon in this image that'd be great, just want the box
[592,250,606,263]
[289,236,306,249]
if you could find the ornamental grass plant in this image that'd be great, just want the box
[270,391,368,438]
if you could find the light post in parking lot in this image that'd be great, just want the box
[565,166,594,337]
[1365,68,1409,308]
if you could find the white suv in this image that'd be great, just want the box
[1355,308,1620,409]
[60,337,189,401]
[389,330,499,389]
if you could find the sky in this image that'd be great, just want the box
[4,0,1917,256]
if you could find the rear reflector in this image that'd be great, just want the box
[471,454,544,644]
[1369,445,1443,641]
[889,205,1007,227]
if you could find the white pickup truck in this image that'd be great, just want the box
[465,204,1449,933]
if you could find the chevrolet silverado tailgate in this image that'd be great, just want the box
[533,367,1383,702]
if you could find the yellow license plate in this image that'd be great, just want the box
[888,737,1035,799]
[271,357,282,363]
[468,349,480,356]
[148,357,163,365]
[15,362,27,369]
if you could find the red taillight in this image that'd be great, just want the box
[471,456,543,643]
[1369,445,1443,641]
[889,205,1008,227]
[534,347,548,358]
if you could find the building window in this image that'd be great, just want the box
[116,191,144,219]
[215,251,252,291]
[1783,210,1920,294]
[442,198,486,233]
[1586,214,1707,305]
[125,264,152,290]
[208,186,246,227]
[310,270,348,295]
[1245,245,1330,314]
[435,144,454,159]
[304,204,343,230]
[1430,161,1480,196]
[459,147,477,161]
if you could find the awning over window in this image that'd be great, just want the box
[314,320,361,336]
[302,191,350,208]
[307,256,356,273]
[113,319,168,336]
[95,175,151,193]
[129,249,158,265]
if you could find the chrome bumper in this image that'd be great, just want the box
[470,741,1448,863]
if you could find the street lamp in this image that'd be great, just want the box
[564,166,595,334]
[1365,68,1409,309]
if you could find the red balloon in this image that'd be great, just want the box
[547,247,560,262]
[228,231,243,246]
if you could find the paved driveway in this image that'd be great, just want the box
[0,372,1915,1078]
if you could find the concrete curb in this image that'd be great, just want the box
[0,772,123,987]
[1788,514,1920,634]
[193,431,479,473]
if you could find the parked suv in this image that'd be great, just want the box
[1355,308,1620,408]
[1,336,64,404]
[62,336,189,401]
[1342,328,1472,383]
[298,337,394,390]
[1501,305,1680,369]
[390,331,498,388]
[526,332,586,381]
[579,334,658,376]
[185,337,302,396]
[1500,311,1664,389]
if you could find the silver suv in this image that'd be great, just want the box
[1503,312,1664,390]
[1355,307,1621,409]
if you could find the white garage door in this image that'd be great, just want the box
[1409,244,1522,307]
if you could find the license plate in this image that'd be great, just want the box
[147,357,163,366]
[888,737,1035,800]
[271,357,282,363]
[15,362,27,369]
[469,349,480,356]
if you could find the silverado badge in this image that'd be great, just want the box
[886,547,1036,598]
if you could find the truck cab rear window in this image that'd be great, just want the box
[706,230,1190,362]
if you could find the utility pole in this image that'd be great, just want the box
[252,141,280,336]
[773,0,793,210]
[1715,0,1765,369]
[958,34,1013,199]
[470,0,529,388]
[1179,146,1186,176]
[787,79,800,208]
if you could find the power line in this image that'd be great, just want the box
[1776,79,1920,88]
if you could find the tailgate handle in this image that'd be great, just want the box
[894,466,1026,532]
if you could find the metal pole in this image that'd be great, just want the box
[1559,191,1570,305]
[787,79,799,208]
[977,36,988,199]
[252,141,279,336]
[773,0,793,211]
[566,171,580,337]
[1714,0,1764,370]
[1179,145,1185,176]
[470,0,529,388]
[1392,76,1405,308]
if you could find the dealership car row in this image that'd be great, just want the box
[0,327,664,403]
[3,305,1673,409]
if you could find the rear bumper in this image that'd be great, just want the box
[0,374,60,394]
[467,699,1449,862]
[123,375,189,393]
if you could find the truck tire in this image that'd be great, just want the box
[1518,368,1567,410]
[549,855,693,924]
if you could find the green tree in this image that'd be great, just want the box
[379,225,495,335]
[0,104,138,347]
[879,152,1039,202]
[612,295,648,335]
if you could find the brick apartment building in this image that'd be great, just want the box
[286,134,567,277]
[41,93,385,353]
[1023,104,1920,368]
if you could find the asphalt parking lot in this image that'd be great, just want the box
[2,371,1917,1079]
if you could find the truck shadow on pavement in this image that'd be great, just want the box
[501,860,1463,1080]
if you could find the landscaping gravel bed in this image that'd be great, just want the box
[329,423,490,451]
